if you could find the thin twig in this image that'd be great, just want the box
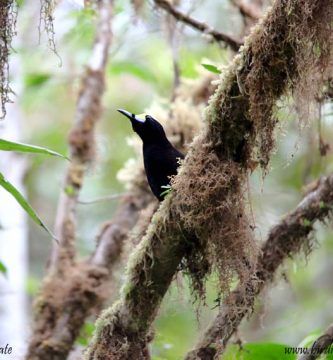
[154,0,243,51]
[90,193,154,268]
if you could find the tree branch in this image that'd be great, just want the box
[154,0,243,51]
[89,193,154,268]
[299,324,333,360]
[49,0,112,274]
[26,194,152,360]
[186,174,333,359]
[26,1,113,358]
[86,1,333,358]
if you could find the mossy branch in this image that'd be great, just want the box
[49,0,112,274]
[86,0,333,358]
[26,194,151,360]
[26,1,113,359]
[186,174,333,360]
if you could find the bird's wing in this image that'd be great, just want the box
[143,144,184,199]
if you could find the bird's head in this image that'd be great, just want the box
[117,109,168,144]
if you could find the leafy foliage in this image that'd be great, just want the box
[0,138,68,159]
[160,184,172,197]
[201,63,221,74]
[24,73,51,89]
[0,138,67,239]
[0,171,55,238]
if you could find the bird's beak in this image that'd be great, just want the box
[117,109,146,123]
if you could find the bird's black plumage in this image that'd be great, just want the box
[118,109,184,201]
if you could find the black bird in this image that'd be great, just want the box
[118,109,184,201]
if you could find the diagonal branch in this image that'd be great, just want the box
[186,174,333,359]
[154,0,243,51]
[86,1,333,358]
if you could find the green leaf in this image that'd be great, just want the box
[160,185,172,197]
[0,261,7,276]
[26,276,40,296]
[312,42,322,57]
[0,172,56,241]
[16,0,25,7]
[0,139,68,159]
[201,63,221,74]
[24,73,51,89]
[302,218,312,227]
[64,185,75,196]
[319,201,326,209]
[223,343,296,360]
[77,322,95,346]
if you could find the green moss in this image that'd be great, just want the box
[302,218,312,227]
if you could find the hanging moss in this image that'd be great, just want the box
[0,0,59,119]
[172,135,259,299]
[39,0,59,60]
[0,1,17,119]
[172,0,333,300]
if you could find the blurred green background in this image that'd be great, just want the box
[0,0,333,359]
